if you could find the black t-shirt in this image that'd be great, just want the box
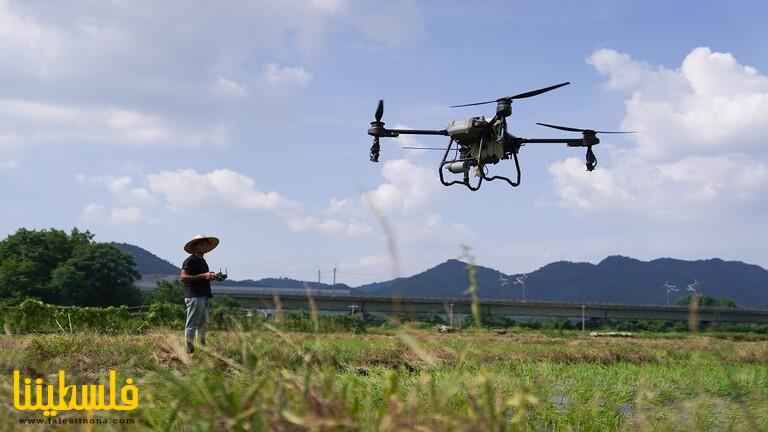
[181,255,212,298]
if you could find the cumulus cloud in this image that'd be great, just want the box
[145,168,371,238]
[147,169,298,211]
[0,1,423,163]
[77,174,158,207]
[363,158,436,212]
[263,63,312,87]
[550,47,768,219]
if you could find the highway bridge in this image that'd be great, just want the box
[214,289,768,324]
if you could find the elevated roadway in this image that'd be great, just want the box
[217,290,768,324]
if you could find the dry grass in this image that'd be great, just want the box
[0,327,767,431]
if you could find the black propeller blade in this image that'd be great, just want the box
[536,122,635,134]
[450,82,570,108]
[375,100,384,122]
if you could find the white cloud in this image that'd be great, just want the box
[0,98,230,147]
[550,47,768,219]
[145,168,372,238]
[325,197,350,214]
[311,0,345,13]
[588,47,768,161]
[81,203,107,222]
[212,77,247,97]
[0,0,69,78]
[78,174,157,207]
[363,158,436,212]
[287,216,371,237]
[80,203,143,225]
[147,169,298,211]
[263,63,312,86]
[110,207,143,224]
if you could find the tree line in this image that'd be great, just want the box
[0,228,146,306]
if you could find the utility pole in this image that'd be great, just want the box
[581,304,586,332]
[318,269,321,284]
[332,267,337,287]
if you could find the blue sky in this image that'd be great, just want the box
[1,0,767,285]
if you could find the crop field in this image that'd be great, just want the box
[2,318,768,431]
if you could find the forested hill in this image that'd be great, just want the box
[111,243,179,275]
[358,257,768,307]
[117,242,768,306]
[116,243,350,289]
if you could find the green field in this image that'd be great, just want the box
[2,322,768,431]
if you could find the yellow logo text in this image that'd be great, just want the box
[12,370,139,416]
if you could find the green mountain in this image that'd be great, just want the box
[111,243,179,276]
[116,243,768,306]
[359,256,768,307]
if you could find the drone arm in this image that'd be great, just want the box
[519,137,598,171]
[386,128,449,136]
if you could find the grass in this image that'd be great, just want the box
[1,323,768,431]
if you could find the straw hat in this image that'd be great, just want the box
[184,234,220,254]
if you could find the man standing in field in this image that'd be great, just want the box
[179,235,219,354]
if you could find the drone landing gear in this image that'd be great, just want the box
[437,138,483,192]
[439,138,521,191]
[439,139,482,191]
[476,135,521,187]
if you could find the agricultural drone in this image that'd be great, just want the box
[367,82,634,191]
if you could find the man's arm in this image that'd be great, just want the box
[179,269,215,281]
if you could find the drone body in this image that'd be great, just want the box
[367,82,633,191]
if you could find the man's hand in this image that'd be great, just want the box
[201,272,216,280]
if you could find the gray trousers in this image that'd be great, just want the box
[184,297,209,348]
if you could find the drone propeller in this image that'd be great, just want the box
[450,82,570,108]
[375,99,384,122]
[535,122,635,134]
